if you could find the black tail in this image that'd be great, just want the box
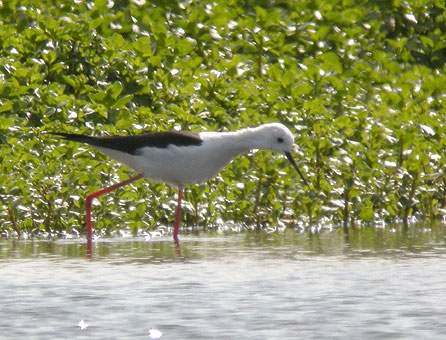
[49,132,148,155]
[49,132,134,152]
[50,132,98,145]
[50,130,203,155]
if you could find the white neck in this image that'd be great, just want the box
[200,126,270,154]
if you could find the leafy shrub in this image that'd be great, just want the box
[1,0,446,237]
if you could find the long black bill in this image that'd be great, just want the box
[285,152,309,187]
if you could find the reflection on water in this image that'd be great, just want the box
[2,222,445,261]
[1,223,446,339]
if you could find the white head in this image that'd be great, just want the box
[251,123,295,154]
[251,123,308,186]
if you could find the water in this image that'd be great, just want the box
[1,225,446,339]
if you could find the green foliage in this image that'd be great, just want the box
[1,0,446,237]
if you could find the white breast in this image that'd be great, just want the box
[94,136,245,188]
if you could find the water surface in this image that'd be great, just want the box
[1,224,445,339]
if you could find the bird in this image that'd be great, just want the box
[52,123,308,242]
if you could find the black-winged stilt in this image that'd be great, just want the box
[52,123,307,242]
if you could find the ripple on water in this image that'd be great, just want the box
[0,225,446,339]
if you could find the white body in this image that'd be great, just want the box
[94,123,295,188]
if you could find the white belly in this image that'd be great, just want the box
[95,142,243,188]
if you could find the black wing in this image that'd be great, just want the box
[51,131,203,155]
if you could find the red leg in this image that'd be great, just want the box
[173,187,183,240]
[85,173,143,252]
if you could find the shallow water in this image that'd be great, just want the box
[1,225,446,339]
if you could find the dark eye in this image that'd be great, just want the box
[277,137,284,143]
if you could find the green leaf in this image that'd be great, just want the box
[107,82,123,100]
[111,94,134,109]
[319,52,343,74]
[176,38,196,55]
[0,102,13,114]
[133,37,152,56]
